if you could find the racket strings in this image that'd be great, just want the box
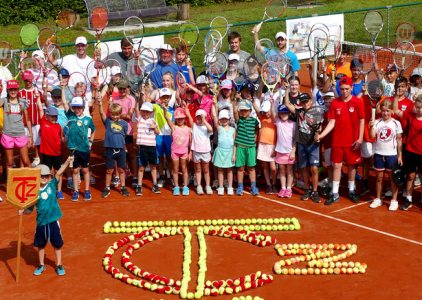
[375,48,394,73]
[354,46,375,73]
[179,23,199,47]
[266,0,286,18]
[57,10,76,29]
[21,24,39,46]
[210,17,228,39]
[0,41,12,66]
[366,73,385,100]
[363,11,383,36]
[394,43,415,70]
[123,17,144,40]
[243,58,260,83]
[91,7,108,30]
[309,29,328,55]
[396,23,416,44]
[261,62,280,88]
[139,47,158,74]
[323,36,341,62]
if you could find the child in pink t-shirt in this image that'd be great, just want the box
[164,106,192,196]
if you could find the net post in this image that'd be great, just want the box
[313,55,318,84]
[386,6,392,48]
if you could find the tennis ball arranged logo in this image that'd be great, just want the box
[102,218,367,299]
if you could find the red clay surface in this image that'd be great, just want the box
[1,62,422,300]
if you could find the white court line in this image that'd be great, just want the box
[244,192,422,246]
[330,201,371,213]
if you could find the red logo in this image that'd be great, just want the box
[14,177,37,203]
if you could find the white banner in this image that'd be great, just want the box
[105,35,165,55]
[286,14,344,61]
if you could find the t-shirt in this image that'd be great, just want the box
[327,62,352,78]
[153,104,174,136]
[294,107,323,146]
[383,82,395,97]
[362,95,384,143]
[224,50,251,73]
[18,88,43,126]
[28,177,62,226]
[191,123,211,152]
[65,109,96,153]
[149,62,182,89]
[381,97,413,143]
[136,116,158,146]
[275,119,295,154]
[103,117,127,149]
[0,67,13,98]
[312,86,324,108]
[186,100,198,128]
[1,97,28,137]
[327,95,365,147]
[55,106,67,128]
[402,111,422,155]
[108,52,136,95]
[181,65,196,84]
[235,117,259,147]
[285,50,301,72]
[39,116,61,156]
[108,95,136,135]
[258,115,276,145]
[373,118,402,156]
[197,95,213,125]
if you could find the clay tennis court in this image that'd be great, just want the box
[1,63,422,300]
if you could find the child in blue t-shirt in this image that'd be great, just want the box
[19,159,73,276]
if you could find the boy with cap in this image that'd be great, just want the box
[225,32,251,73]
[315,76,365,205]
[18,158,73,276]
[383,64,398,97]
[135,101,160,195]
[62,96,96,201]
[233,99,260,195]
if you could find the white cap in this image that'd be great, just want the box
[322,91,335,98]
[75,36,88,45]
[411,68,422,77]
[275,32,287,40]
[260,101,271,113]
[218,109,230,119]
[228,53,240,61]
[32,50,44,58]
[196,75,208,85]
[70,96,84,107]
[160,88,172,96]
[157,44,173,51]
[204,54,217,64]
[140,102,153,112]
[195,109,207,117]
[111,66,121,75]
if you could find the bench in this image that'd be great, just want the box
[83,0,178,28]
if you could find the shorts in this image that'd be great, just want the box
[331,145,361,165]
[324,148,333,167]
[171,151,189,160]
[125,135,134,144]
[235,145,256,167]
[42,154,63,170]
[138,145,158,166]
[405,150,422,173]
[275,152,295,165]
[1,134,27,149]
[72,150,90,169]
[25,125,41,146]
[156,135,172,157]
[373,154,398,171]
[297,143,320,168]
[361,141,374,159]
[105,148,126,169]
[34,220,64,249]
[193,151,211,163]
[257,142,276,162]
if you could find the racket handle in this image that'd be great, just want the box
[252,22,263,34]
[331,65,335,83]
[372,108,376,120]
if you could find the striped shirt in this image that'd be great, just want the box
[136,116,158,146]
[18,88,42,126]
[31,69,60,106]
[235,117,259,147]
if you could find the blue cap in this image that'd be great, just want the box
[278,104,290,113]
[45,106,59,116]
[60,69,70,76]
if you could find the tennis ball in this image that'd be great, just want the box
[194,220,200,226]
[217,219,223,225]
[212,220,218,225]
[249,225,255,231]
[170,220,177,226]
[283,225,289,230]
[146,221,153,227]
[141,221,147,227]
[109,227,115,233]
[159,221,165,226]
[120,221,125,227]
[285,218,291,223]
[240,219,246,225]
[228,219,235,225]
[279,218,285,224]
[113,221,119,227]
[166,220,171,226]
[121,227,126,233]
[189,220,195,226]
[115,228,120,233]
[104,228,110,233]
[199,220,205,225]
[245,219,251,224]
[234,219,240,225]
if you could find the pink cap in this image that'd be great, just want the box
[7,80,19,89]
[21,70,34,81]
[174,107,187,119]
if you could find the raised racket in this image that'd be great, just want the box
[375,47,394,74]
[68,72,88,98]
[252,0,286,34]
[123,16,145,53]
[53,9,77,37]
[363,10,383,48]
[144,78,161,103]
[20,23,40,52]
[233,73,246,92]
[168,37,188,65]
[206,51,228,94]
[176,71,188,100]
[365,70,385,119]
[243,56,261,86]
[353,45,375,75]
[126,57,145,94]
[44,43,63,76]
[178,22,199,60]
[310,23,330,35]
[393,41,415,93]
[20,57,42,85]
[395,22,416,46]
[0,41,12,79]
[261,61,280,100]
[300,105,325,139]
[91,6,109,60]
[279,62,294,86]
[37,28,57,51]
[308,28,328,60]
[104,59,122,100]
[140,47,158,76]
[323,35,342,82]
[87,59,108,101]
[210,16,229,41]
[254,39,274,65]
[62,119,86,168]
[205,30,222,54]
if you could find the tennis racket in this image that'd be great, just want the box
[91,7,109,60]
[68,72,88,98]
[261,61,280,100]
[300,105,325,140]
[104,59,122,100]
[20,57,42,88]
[243,56,261,86]
[0,41,12,78]
[233,73,246,92]
[375,47,394,74]
[364,70,385,119]
[252,0,286,34]
[123,16,145,53]
[20,23,40,52]
[279,62,294,86]
[393,41,415,93]
[62,119,86,168]
[206,51,228,94]
[363,10,383,48]
[37,28,57,51]
[323,35,342,82]
[176,71,188,100]
[179,22,199,60]
[53,9,77,37]
[210,16,229,41]
[395,22,416,46]
[144,78,160,103]
[353,45,375,75]
[254,39,274,65]
[168,37,188,65]
[87,59,108,101]
[308,28,328,61]
[126,57,145,94]
[204,30,222,54]
[44,43,63,75]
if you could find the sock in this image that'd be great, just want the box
[282,186,286,189]
[363,179,369,188]
[332,181,340,194]
[251,181,256,189]
[407,195,412,202]
[138,183,143,187]
[105,186,110,189]
[348,181,355,193]
[238,182,244,188]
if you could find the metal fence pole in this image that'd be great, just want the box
[387,6,391,48]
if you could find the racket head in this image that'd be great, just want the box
[205,30,222,54]
[265,0,287,19]
[255,39,274,65]
[144,77,161,103]
[44,44,63,73]
[56,9,77,30]
[68,72,88,97]
[176,71,188,99]
[123,16,145,49]
[205,51,228,80]
[105,59,122,85]
[37,28,57,51]
[302,105,325,133]
[126,58,145,91]
[233,73,246,91]
[0,41,12,68]
[375,47,394,74]
[310,23,330,35]
[62,119,86,154]
[261,61,280,92]
[363,10,383,37]
[308,28,328,57]
[365,70,385,101]
[20,57,42,83]
[87,59,108,88]
[94,41,109,61]
[394,42,415,71]
[395,22,416,46]
[179,22,199,51]
[139,47,158,75]
[91,6,108,33]
[210,16,229,39]
[20,23,40,49]
[243,56,261,84]
[353,46,375,74]
[323,35,342,63]
[168,37,188,65]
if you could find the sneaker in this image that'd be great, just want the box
[111,177,120,187]
[173,186,180,196]
[121,186,130,196]
[31,157,41,168]
[318,177,329,188]
[57,190,64,200]
[67,180,75,190]
[90,174,96,185]
[212,180,219,189]
[251,187,259,196]
[296,180,305,190]
[301,190,311,201]
[384,188,392,198]
[56,265,65,276]
[223,180,229,188]
[157,177,166,188]
[284,189,293,198]
[414,175,421,186]
[193,174,198,187]
[321,185,332,197]
[34,265,46,276]
[265,185,273,195]
[324,194,340,205]
[152,185,161,194]
[278,189,286,198]
[197,186,204,195]
[311,191,321,203]
[71,191,79,202]
[136,186,143,196]
[205,186,213,195]
[182,186,189,196]
[402,189,407,198]
[101,187,111,198]
[84,190,92,201]
[369,198,383,208]
[170,178,175,187]
[400,200,412,210]
[217,187,224,196]
[227,187,234,196]
[236,186,244,196]
[349,192,360,203]
[132,177,138,188]
[358,185,370,196]
[272,184,278,194]
[0,195,2,202]
[389,200,399,211]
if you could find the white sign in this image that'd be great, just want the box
[105,35,165,55]
[286,14,344,61]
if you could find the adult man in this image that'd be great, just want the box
[149,44,182,88]
[225,32,251,73]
